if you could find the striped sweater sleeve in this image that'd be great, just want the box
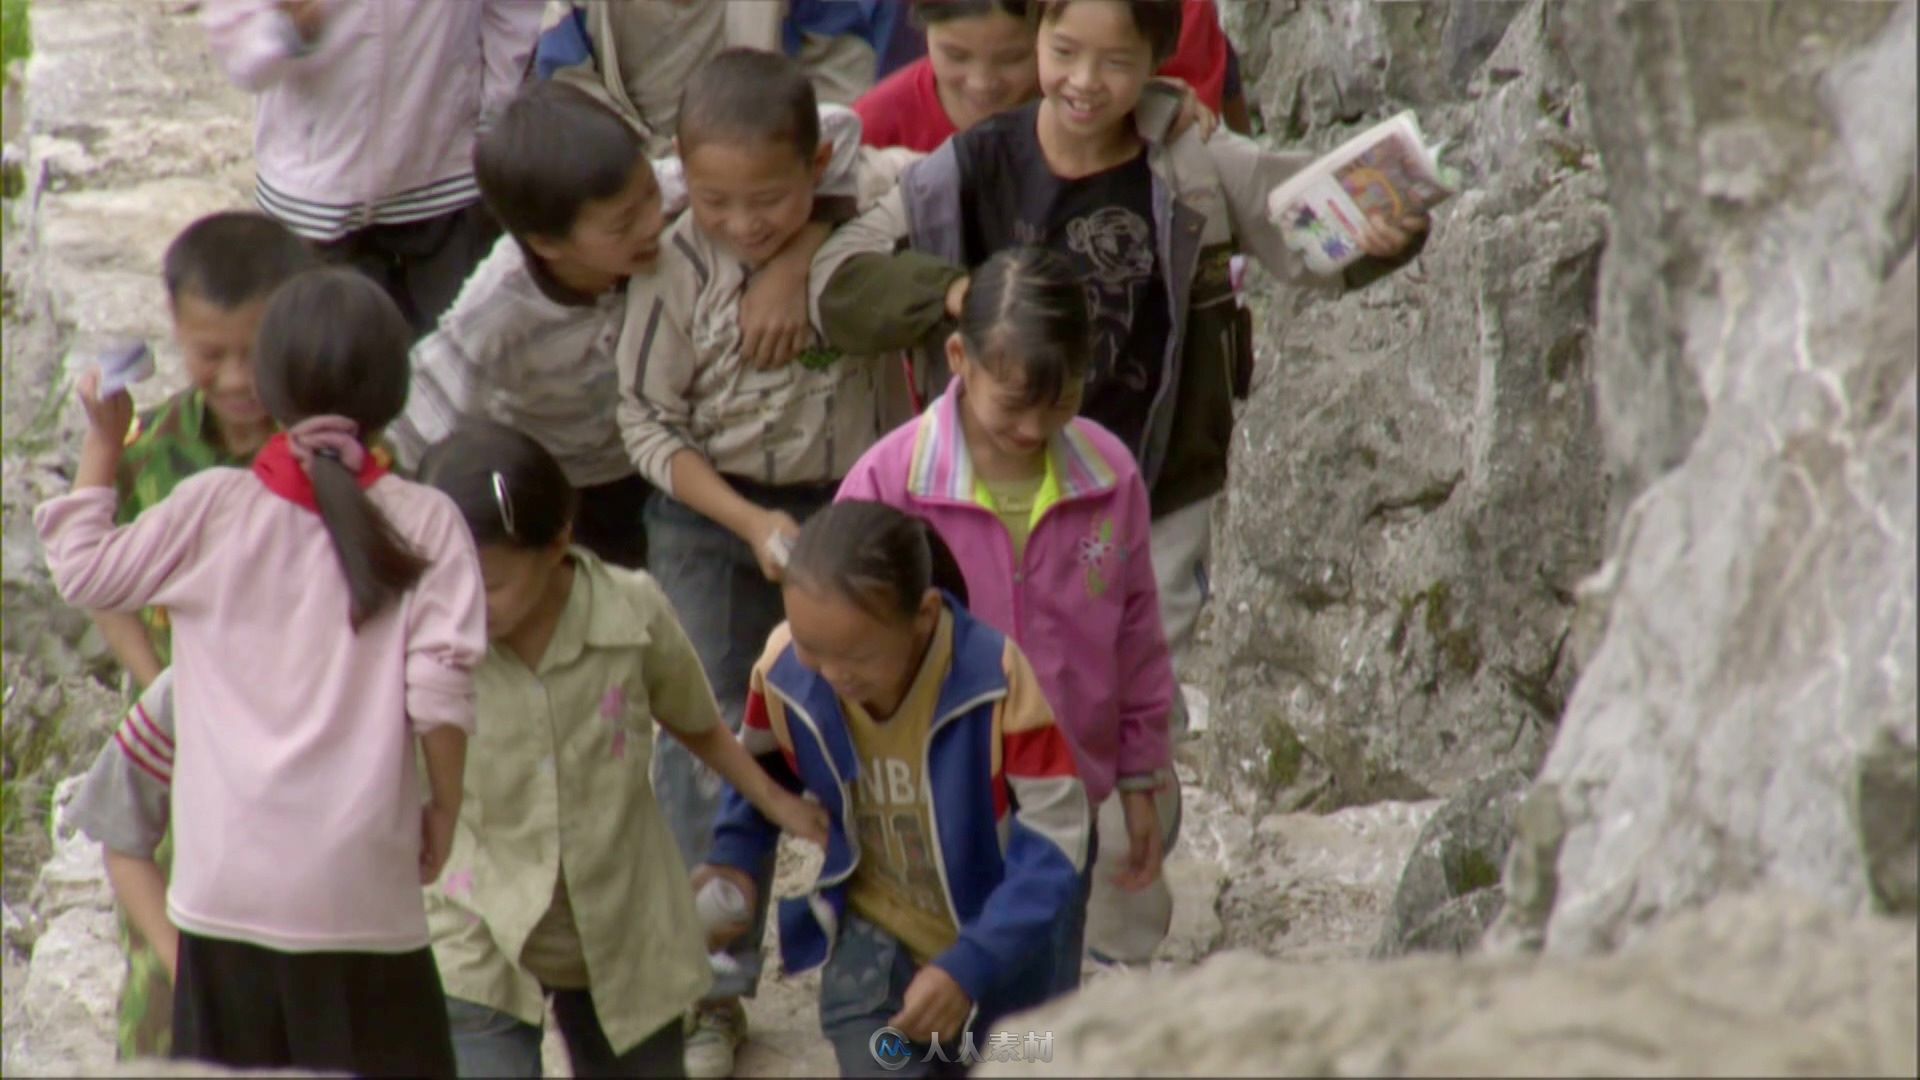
[67,669,176,858]
[615,242,703,493]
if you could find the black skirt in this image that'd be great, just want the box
[172,929,456,1079]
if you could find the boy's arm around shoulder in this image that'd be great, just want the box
[932,642,1089,1004]
[810,175,968,357]
[705,637,805,876]
[1201,128,1429,291]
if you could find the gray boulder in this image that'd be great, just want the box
[1373,766,1529,957]
[1204,0,1607,810]
[1496,0,1918,954]
[979,891,1918,1077]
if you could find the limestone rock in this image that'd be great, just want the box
[16,905,123,1074]
[1373,766,1528,957]
[978,891,1918,1077]
[1500,0,1918,954]
[1204,0,1607,811]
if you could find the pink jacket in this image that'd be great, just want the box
[35,473,486,953]
[202,0,543,241]
[837,383,1174,805]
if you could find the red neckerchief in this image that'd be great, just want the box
[250,432,388,512]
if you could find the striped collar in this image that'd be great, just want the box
[905,379,1119,505]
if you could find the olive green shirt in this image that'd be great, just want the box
[426,550,718,1053]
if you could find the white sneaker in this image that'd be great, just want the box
[684,998,746,1079]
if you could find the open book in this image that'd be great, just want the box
[1266,111,1457,275]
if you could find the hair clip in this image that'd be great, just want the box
[490,471,517,539]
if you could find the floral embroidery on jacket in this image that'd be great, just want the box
[1079,517,1119,598]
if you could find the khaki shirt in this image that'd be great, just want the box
[427,550,718,1054]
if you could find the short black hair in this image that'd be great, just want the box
[957,246,1092,408]
[1036,0,1184,64]
[474,79,650,243]
[418,420,578,550]
[913,0,1030,28]
[162,211,315,309]
[677,48,821,163]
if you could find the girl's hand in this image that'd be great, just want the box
[690,863,759,950]
[888,965,972,1046]
[1155,76,1220,143]
[767,791,830,848]
[76,368,135,449]
[1112,788,1165,892]
[1356,210,1431,259]
[753,509,802,583]
[419,800,458,885]
[740,256,816,371]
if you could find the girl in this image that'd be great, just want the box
[415,421,829,1078]
[35,268,487,1077]
[695,500,1090,1077]
[836,246,1176,989]
[853,0,1236,153]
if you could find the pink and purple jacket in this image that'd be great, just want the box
[201,0,543,242]
[35,472,487,953]
[837,382,1175,805]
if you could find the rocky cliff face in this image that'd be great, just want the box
[1493,0,1917,953]
[1207,0,1916,972]
[1204,0,1608,812]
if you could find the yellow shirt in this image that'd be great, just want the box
[977,470,1046,561]
[426,550,718,1054]
[842,611,961,964]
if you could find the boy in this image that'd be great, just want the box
[385,78,870,569]
[92,212,317,693]
[808,0,1425,965]
[614,47,911,1078]
[78,211,313,1062]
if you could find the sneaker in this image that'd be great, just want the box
[684,998,747,1079]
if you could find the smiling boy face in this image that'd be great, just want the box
[682,136,828,269]
[1036,1,1158,140]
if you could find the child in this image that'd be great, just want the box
[200,0,543,338]
[35,267,487,1077]
[413,420,828,1078]
[92,211,316,693]
[852,0,1232,153]
[698,499,1089,1077]
[387,79,876,569]
[836,246,1175,990]
[813,0,1428,665]
[614,47,911,1076]
[71,211,314,1062]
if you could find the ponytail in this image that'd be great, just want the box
[253,268,427,631]
[308,455,429,630]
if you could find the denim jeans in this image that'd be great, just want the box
[818,916,969,1079]
[446,994,684,1079]
[644,480,837,1000]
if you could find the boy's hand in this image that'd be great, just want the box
[690,864,759,950]
[889,965,972,1046]
[1356,210,1430,260]
[159,925,181,984]
[76,369,135,451]
[1113,788,1165,892]
[278,0,328,41]
[752,509,802,583]
[943,275,971,320]
[1154,76,1219,143]
[740,256,816,371]
[419,800,458,885]
[766,790,830,847]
